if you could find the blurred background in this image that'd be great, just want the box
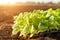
[0,0,60,5]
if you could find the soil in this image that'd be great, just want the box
[0,4,60,40]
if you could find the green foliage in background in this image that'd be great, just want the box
[12,8,60,37]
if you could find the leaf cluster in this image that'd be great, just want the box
[12,8,60,37]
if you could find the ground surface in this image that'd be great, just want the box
[0,4,60,40]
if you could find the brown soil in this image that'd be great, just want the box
[0,4,60,40]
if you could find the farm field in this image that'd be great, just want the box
[0,4,60,40]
